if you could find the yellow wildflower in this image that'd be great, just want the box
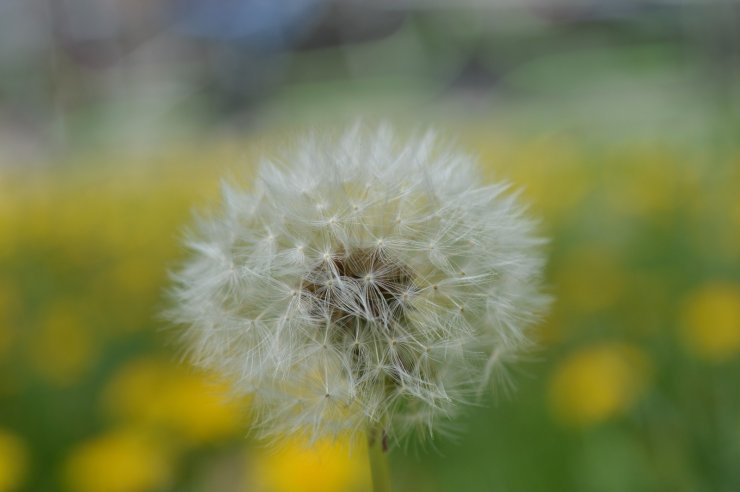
[0,429,28,492]
[64,428,172,492]
[606,151,682,218]
[680,282,740,363]
[28,301,97,386]
[549,343,652,426]
[249,436,370,492]
[474,136,588,222]
[102,357,243,444]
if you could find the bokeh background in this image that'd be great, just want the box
[1,1,739,491]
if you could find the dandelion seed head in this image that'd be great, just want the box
[169,126,549,445]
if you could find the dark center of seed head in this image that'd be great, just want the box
[302,248,414,327]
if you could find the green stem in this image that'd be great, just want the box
[367,427,392,492]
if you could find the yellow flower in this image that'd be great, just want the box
[0,173,25,259]
[0,429,28,492]
[102,357,243,445]
[64,428,172,492]
[680,282,740,363]
[605,151,684,219]
[27,301,97,387]
[249,436,370,492]
[473,136,588,222]
[549,343,652,427]
[92,257,165,333]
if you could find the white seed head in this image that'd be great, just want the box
[169,126,549,445]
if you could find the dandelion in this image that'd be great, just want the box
[168,126,548,491]
[548,343,652,427]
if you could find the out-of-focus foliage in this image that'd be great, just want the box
[1,130,738,491]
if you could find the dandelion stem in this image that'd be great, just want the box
[367,427,392,492]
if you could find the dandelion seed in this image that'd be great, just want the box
[168,125,549,448]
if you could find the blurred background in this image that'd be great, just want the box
[1,0,739,491]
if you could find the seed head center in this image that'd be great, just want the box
[302,248,414,327]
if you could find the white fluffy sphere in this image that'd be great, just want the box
[169,126,549,444]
